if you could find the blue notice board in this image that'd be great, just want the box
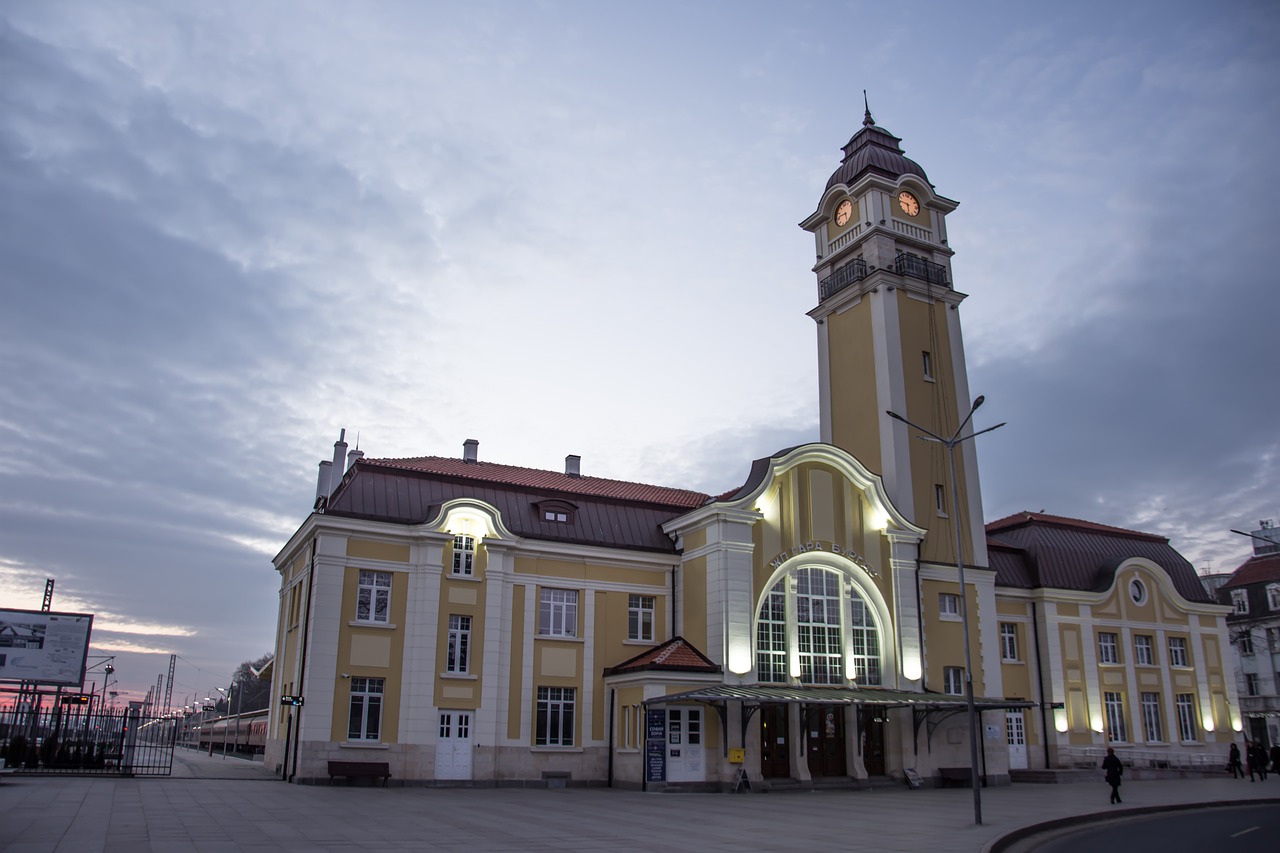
[645,709,666,783]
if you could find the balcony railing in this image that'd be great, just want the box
[819,259,867,301]
[894,253,949,287]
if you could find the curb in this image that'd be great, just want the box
[981,798,1280,853]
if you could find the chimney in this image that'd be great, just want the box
[463,438,479,464]
[315,460,333,507]
[346,448,364,471]
[330,429,348,495]
[565,455,581,478]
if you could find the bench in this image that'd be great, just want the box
[938,767,984,788]
[327,760,391,787]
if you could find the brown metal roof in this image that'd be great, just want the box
[324,458,707,553]
[986,511,1212,603]
[825,122,931,192]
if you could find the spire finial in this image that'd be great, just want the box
[862,90,875,127]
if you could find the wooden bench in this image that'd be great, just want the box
[327,760,391,787]
[938,767,984,788]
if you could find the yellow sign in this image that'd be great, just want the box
[728,748,745,764]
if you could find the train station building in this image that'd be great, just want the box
[265,110,1240,788]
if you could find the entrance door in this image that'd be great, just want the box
[806,705,847,778]
[435,711,473,780]
[862,712,886,776]
[665,707,704,783]
[1006,711,1027,770]
[760,704,790,779]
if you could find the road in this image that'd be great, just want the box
[1006,804,1280,853]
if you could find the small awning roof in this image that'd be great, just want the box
[643,683,1035,711]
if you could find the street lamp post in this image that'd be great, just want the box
[887,395,1005,826]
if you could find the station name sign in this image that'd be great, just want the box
[769,540,878,578]
[279,695,305,707]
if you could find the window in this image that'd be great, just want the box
[935,484,947,516]
[543,510,569,522]
[1268,584,1280,611]
[1140,692,1163,742]
[1098,632,1119,664]
[1268,627,1280,651]
[756,583,787,683]
[539,588,578,637]
[452,535,475,576]
[1000,623,1019,662]
[1168,636,1188,667]
[535,687,575,746]
[628,594,655,642]
[356,570,392,623]
[922,351,934,380]
[347,677,384,741]
[1245,673,1259,696]
[797,568,843,684]
[1134,635,1153,666]
[848,593,882,685]
[1238,633,1254,656]
[943,666,964,695]
[1129,578,1147,605]
[446,615,471,674]
[1175,694,1197,742]
[939,593,960,619]
[1231,589,1249,614]
[1104,691,1127,742]
[754,568,883,686]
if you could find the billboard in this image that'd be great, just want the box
[0,609,94,687]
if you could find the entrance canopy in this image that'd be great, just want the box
[644,683,1034,712]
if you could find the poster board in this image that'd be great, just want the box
[0,609,94,686]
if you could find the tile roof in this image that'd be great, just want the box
[986,511,1212,603]
[367,456,710,508]
[602,637,721,677]
[1222,553,1280,589]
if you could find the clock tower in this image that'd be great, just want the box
[799,104,988,571]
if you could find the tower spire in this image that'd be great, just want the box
[862,90,875,127]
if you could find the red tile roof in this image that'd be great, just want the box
[1222,553,1280,589]
[986,511,1167,542]
[366,456,710,508]
[602,637,721,676]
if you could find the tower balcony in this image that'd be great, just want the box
[819,259,868,300]
[893,253,949,287]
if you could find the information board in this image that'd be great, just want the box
[645,708,666,783]
[0,608,94,686]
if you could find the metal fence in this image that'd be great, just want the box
[1,704,175,776]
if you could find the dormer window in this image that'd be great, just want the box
[535,500,576,524]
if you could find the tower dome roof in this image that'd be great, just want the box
[824,105,931,191]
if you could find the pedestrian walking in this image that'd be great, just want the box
[1250,743,1268,781]
[1270,743,1280,775]
[1246,741,1258,782]
[1228,742,1244,778]
[1102,746,1124,804]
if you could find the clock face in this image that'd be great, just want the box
[898,191,920,217]
[834,199,853,227]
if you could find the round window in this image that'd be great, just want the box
[1129,578,1147,605]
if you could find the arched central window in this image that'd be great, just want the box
[756,566,883,686]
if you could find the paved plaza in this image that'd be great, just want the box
[2,750,1278,852]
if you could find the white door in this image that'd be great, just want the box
[665,707,705,783]
[435,711,473,780]
[1006,711,1027,770]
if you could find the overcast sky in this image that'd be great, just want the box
[2,0,1277,703]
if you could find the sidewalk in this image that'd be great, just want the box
[2,760,1277,853]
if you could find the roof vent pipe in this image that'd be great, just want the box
[330,429,348,495]
[565,455,581,478]
[463,438,479,463]
[346,448,364,470]
[315,460,333,507]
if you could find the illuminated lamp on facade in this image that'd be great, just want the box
[1201,699,1215,732]
[1090,712,1104,733]
[1054,708,1069,733]
[869,508,890,532]
[727,638,752,675]
[901,654,922,682]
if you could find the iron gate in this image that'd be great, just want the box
[1,704,176,776]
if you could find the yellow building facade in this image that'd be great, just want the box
[265,110,1238,788]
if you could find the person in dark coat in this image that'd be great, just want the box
[1228,742,1244,778]
[1270,743,1280,775]
[1102,747,1124,804]
[1251,743,1268,781]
